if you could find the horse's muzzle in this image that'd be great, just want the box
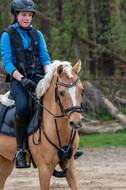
[69,117,84,129]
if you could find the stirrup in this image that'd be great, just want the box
[15,149,31,169]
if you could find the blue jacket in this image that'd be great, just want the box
[1,23,51,75]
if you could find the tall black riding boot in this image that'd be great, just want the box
[14,114,28,168]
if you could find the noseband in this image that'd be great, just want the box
[55,76,83,118]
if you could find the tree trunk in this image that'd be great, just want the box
[86,1,96,76]
[101,97,126,123]
[35,0,51,49]
[94,0,115,77]
[118,0,126,75]
[55,0,67,58]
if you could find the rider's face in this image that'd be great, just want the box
[17,11,33,28]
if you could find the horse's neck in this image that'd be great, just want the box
[43,76,57,113]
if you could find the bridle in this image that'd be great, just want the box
[55,75,83,118]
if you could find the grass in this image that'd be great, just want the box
[79,129,126,148]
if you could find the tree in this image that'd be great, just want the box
[0,0,11,38]
[34,0,51,50]
[117,0,126,75]
[86,1,96,76]
[94,0,115,77]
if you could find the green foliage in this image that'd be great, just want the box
[86,109,114,122]
[50,28,72,60]
[121,108,126,115]
[0,0,12,36]
[97,109,114,121]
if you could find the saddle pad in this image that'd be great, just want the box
[0,102,9,129]
[0,105,40,137]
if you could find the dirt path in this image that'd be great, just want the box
[4,148,126,190]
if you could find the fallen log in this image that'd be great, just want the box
[101,96,126,123]
[115,96,126,105]
[82,80,126,124]
[79,120,125,134]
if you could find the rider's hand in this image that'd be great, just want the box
[21,77,36,92]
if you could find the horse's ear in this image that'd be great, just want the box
[57,65,64,76]
[73,59,81,74]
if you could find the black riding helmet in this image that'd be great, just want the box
[11,0,36,15]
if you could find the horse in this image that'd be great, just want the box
[0,60,84,190]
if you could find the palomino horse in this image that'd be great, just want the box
[0,60,84,190]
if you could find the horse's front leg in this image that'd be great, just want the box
[60,158,79,190]
[38,164,52,190]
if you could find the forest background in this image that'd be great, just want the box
[0,0,126,127]
[0,0,126,77]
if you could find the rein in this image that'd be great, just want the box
[28,75,83,177]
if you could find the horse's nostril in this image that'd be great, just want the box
[70,120,83,129]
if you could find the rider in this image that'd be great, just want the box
[1,0,51,168]
[1,0,83,169]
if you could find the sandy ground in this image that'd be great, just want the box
[4,148,126,190]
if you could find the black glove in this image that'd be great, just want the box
[21,77,36,92]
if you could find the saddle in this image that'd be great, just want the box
[0,91,40,137]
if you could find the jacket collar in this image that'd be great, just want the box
[12,23,32,30]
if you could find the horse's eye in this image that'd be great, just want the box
[59,91,64,97]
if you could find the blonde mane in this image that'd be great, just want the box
[36,60,73,99]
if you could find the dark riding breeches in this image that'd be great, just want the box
[10,75,42,118]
